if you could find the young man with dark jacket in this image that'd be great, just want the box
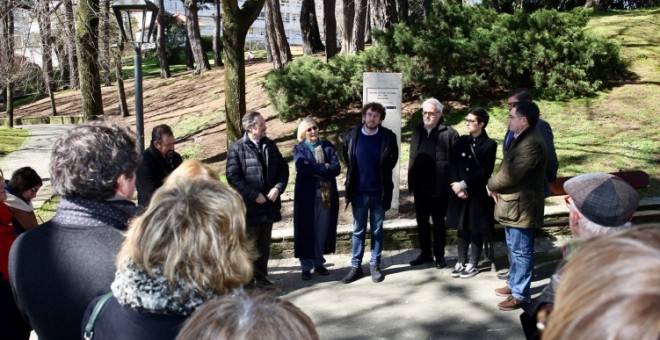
[340,102,399,284]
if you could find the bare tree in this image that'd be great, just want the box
[184,0,211,74]
[36,1,57,116]
[100,0,111,86]
[341,0,354,55]
[369,0,397,35]
[76,0,104,118]
[1,0,15,126]
[222,0,266,145]
[114,41,130,117]
[157,0,171,77]
[300,0,324,55]
[349,0,367,52]
[64,0,79,89]
[264,0,291,69]
[324,0,337,60]
[212,0,224,66]
[397,0,408,24]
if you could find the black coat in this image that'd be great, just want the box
[408,120,459,198]
[446,132,497,233]
[8,197,137,340]
[341,125,399,210]
[136,145,183,206]
[226,133,289,225]
[292,140,340,258]
[81,296,188,340]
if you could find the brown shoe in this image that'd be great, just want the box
[494,286,512,297]
[498,295,524,311]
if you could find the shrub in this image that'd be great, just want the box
[367,5,625,100]
[263,55,364,122]
[264,5,625,120]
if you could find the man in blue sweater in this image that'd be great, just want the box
[340,102,399,284]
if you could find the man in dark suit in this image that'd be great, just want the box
[136,125,183,206]
[488,101,547,311]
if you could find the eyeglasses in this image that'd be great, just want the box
[507,101,519,108]
[30,187,39,193]
[422,111,437,116]
[507,115,523,120]
[307,126,318,133]
[465,119,478,124]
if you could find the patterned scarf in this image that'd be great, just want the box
[51,196,139,231]
[111,260,216,316]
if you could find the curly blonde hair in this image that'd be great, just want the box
[117,175,254,295]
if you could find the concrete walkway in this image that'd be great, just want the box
[0,124,73,210]
[269,249,555,340]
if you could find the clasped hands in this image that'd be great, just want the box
[256,187,280,204]
[450,182,468,199]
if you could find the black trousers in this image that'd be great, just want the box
[457,229,484,266]
[246,222,273,281]
[414,192,448,260]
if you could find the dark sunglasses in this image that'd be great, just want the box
[307,126,318,132]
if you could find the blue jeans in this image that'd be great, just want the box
[505,226,535,301]
[350,193,385,267]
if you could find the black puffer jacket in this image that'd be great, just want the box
[226,133,289,225]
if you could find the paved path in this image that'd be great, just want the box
[269,249,555,340]
[0,125,73,211]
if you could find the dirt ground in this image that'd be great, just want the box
[10,58,418,229]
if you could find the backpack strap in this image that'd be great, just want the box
[83,292,113,340]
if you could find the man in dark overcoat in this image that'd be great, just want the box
[408,98,458,269]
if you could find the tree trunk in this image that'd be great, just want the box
[369,0,398,34]
[397,0,408,25]
[100,0,111,86]
[264,29,273,62]
[422,0,432,17]
[65,0,79,89]
[300,0,324,55]
[222,0,266,146]
[185,0,211,75]
[114,41,130,117]
[341,0,354,55]
[5,84,13,128]
[213,0,224,66]
[2,7,14,127]
[364,3,371,44]
[76,0,103,119]
[185,35,194,70]
[264,0,292,70]
[324,0,337,61]
[38,1,58,116]
[157,0,171,77]
[350,0,367,52]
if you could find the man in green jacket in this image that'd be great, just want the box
[487,100,547,311]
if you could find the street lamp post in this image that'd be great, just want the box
[111,0,158,152]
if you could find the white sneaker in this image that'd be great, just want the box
[451,263,465,278]
[460,264,479,278]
